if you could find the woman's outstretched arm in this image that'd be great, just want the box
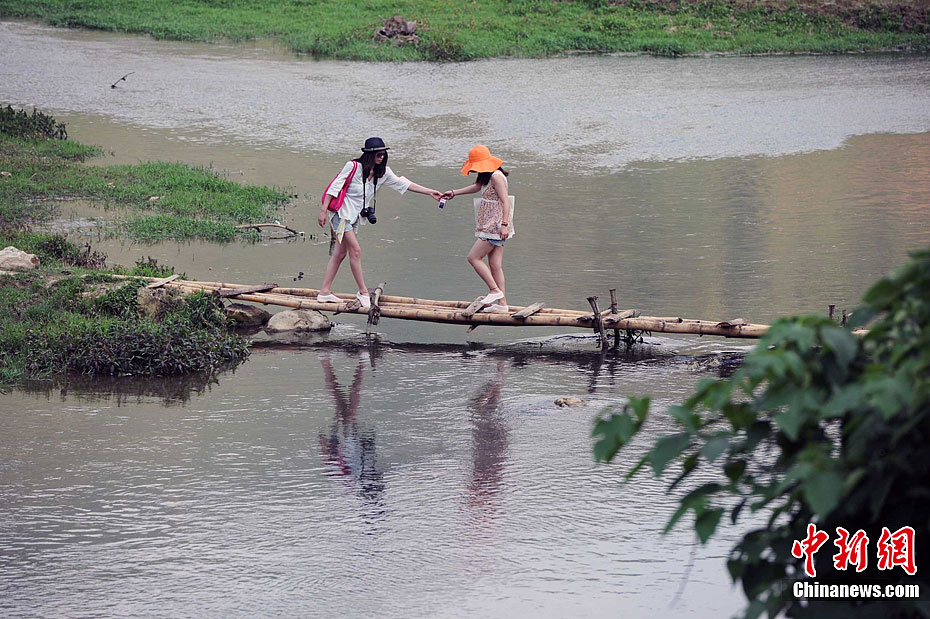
[442,182,482,200]
[406,182,443,201]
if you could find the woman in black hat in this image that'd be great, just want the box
[316,137,442,307]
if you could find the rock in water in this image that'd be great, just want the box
[265,309,332,333]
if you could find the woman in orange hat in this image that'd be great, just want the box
[442,145,513,312]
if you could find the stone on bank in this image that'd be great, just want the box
[0,246,40,271]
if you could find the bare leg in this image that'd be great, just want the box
[341,229,368,294]
[319,237,348,294]
[488,245,506,306]
[467,240,500,293]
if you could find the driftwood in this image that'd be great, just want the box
[609,288,620,349]
[367,282,385,332]
[587,296,610,349]
[235,223,301,236]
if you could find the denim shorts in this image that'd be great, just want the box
[330,212,360,236]
[478,236,506,247]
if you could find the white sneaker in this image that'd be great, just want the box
[479,290,504,305]
[316,293,341,303]
[356,292,371,308]
[480,304,509,313]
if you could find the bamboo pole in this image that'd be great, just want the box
[116,274,779,338]
[167,281,772,335]
[170,280,593,317]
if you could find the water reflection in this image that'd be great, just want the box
[17,369,228,406]
[466,360,510,522]
[317,351,385,509]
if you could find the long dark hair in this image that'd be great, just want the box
[355,151,388,184]
[476,167,509,187]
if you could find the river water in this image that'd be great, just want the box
[1,21,929,618]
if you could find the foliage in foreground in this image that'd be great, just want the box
[1,0,927,61]
[0,235,249,387]
[0,105,69,140]
[0,109,288,241]
[594,248,930,618]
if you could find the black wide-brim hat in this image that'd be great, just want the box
[362,137,390,152]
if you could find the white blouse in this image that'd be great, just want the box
[326,161,411,223]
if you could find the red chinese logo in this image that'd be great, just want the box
[833,527,870,573]
[792,524,918,577]
[792,523,830,577]
[877,526,917,576]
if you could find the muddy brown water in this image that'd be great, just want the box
[1,21,929,618]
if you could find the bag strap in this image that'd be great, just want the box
[344,160,358,189]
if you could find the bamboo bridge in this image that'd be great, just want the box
[141,275,774,346]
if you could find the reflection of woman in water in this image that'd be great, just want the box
[318,352,384,503]
[467,360,510,515]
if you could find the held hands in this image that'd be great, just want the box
[441,191,455,200]
[428,190,443,201]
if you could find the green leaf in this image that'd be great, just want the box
[649,432,691,476]
[668,453,700,492]
[592,411,636,462]
[624,454,649,482]
[820,384,865,419]
[724,459,746,482]
[802,470,844,517]
[664,502,690,534]
[865,375,910,419]
[695,507,724,544]
[731,497,747,524]
[701,434,730,463]
[820,325,858,368]
[669,404,699,432]
[628,395,651,423]
[723,402,755,430]
[863,277,898,309]
[774,406,804,441]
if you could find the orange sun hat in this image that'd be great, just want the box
[461,145,503,176]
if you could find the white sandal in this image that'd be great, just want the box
[356,292,371,308]
[316,293,341,303]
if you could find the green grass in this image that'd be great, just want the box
[0,0,926,60]
[0,132,289,242]
[0,258,250,388]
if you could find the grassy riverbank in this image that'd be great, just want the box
[0,240,251,387]
[0,108,270,388]
[0,107,291,242]
[2,0,927,59]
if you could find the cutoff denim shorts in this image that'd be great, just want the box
[478,236,506,247]
[330,212,360,237]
